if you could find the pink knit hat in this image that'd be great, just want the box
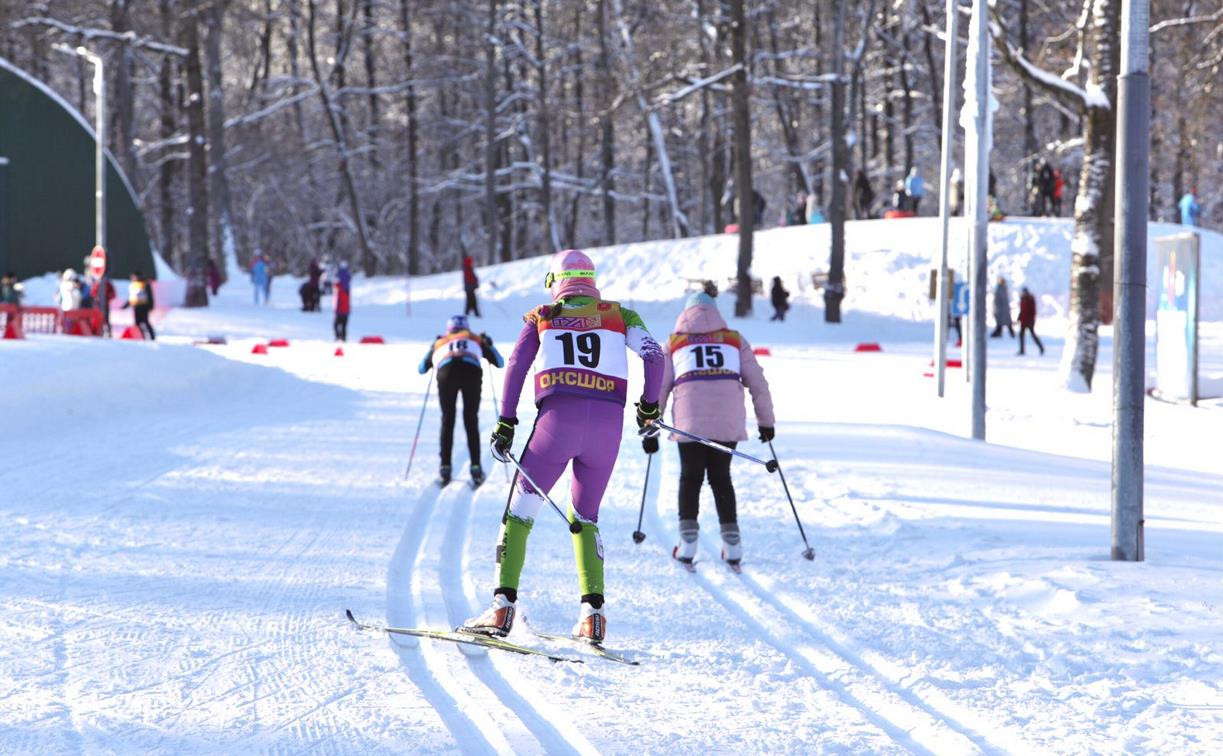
[546,249,599,300]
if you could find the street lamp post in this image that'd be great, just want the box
[54,44,106,251]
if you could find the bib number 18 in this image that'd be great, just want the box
[556,332,601,368]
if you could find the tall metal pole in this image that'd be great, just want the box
[965,0,990,439]
[90,50,106,250]
[933,0,960,397]
[1111,0,1149,562]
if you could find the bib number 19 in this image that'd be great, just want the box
[556,332,601,368]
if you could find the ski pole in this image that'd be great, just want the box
[404,371,435,480]
[644,420,779,473]
[486,367,509,482]
[768,439,815,560]
[493,443,582,534]
[631,453,653,544]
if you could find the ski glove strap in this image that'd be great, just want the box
[491,416,518,462]
[758,425,775,442]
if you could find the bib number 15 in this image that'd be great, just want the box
[556,332,601,368]
[692,344,724,369]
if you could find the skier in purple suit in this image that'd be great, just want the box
[461,249,664,644]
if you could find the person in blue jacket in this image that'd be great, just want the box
[905,167,925,214]
[1179,189,1201,227]
[251,255,270,305]
[419,315,504,486]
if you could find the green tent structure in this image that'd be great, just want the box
[0,57,155,281]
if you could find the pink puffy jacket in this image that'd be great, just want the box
[659,303,775,442]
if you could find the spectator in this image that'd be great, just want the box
[785,191,807,226]
[1051,168,1065,216]
[206,258,222,296]
[300,259,322,312]
[769,276,790,322]
[122,270,156,340]
[990,276,1014,338]
[462,255,481,317]
[949,167,964,216]
[752,190,767,226]
[1017,286,1044,355]
[853,169,875,219]
[1039,160,1056,217]
[1028,161,1046,216]
[77,275,94,310]
[905,167,925,214]
[1179,189,1201,227]
[891,180,909,212]
[251,255,270,305]
[90,274,116,336]
[0,271,23,305]
[55,269,81,312]
[805,193,826,224]
[333,261,351,341]
[320,255,336,296]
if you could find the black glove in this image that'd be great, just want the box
[642,435,659,455]
[481,332,493,347]
[635,399,660,429]
[758,426,775,442]
[491,416,517,460]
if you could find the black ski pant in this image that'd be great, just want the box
[991,322,1014,338]
[464,287,481,317]
[134,305,155,340]
[334,313,348,341]
[678,440,738,525]
[1019,324,1044,354]
[437,361,483,468]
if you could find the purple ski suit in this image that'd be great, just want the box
[500,296,663,524]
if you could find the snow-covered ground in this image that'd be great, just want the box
[2,217,1220,754]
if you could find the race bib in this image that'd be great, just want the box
[670,330,742,385]
[432,331,483,366]
[533,302,629,404]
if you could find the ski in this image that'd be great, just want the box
[345,610,583,664]
[521,619,640,666]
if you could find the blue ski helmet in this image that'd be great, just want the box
[447,315,469,332]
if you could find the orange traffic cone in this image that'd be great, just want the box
[334,347,345,357]
[120,325,144,340]
[251,343,269,354]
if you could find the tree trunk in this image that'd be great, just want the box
[532,0,559,251]
[306,0,376,275]
[1061,0,1119,390]
[826,0,848,323]
[110,1,138,185]
[157,0,177,270]
[362,0,381,170]
[483,0,498,266]
[399,0,420,274]
[181,12,210,279]
[612,0,689,238]
[205,0,238,275]
[596,0,616,245]
[730,0,753,317]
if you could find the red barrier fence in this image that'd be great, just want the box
[0,306,105,338]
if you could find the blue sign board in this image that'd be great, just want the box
[951,282,970,316]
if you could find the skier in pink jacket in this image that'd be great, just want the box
[655,291,775,568]
[461,249,664,644]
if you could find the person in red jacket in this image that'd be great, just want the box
[333,262,351,341]
[1017,286,1043,356]
[462,256,481,317]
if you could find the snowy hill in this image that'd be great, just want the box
[2,217,1220,753]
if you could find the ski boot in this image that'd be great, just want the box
[672,518,698,570]
[721,522,743,572]
[572,600,606,644]
[437,464,451,487]
[469,464,486,489]
[459,593,515,637]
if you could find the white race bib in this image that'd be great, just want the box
[672,342,741,383]
[537,328,629,380]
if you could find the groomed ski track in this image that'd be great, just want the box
[385,450,598,755]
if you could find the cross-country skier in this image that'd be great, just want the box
[460,249,664,643]
[418,315,504,487]
[656,291,775,568]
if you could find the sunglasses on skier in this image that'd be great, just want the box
[544,269,595,289]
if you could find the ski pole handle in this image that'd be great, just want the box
[646,419,779,473]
